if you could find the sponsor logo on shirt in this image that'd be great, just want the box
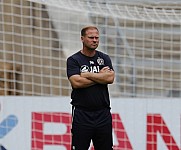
[80,65,100,73]
[80,65,89,72]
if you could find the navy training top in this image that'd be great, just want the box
[66,50,114,111]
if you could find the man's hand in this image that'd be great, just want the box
[99,66,112,73]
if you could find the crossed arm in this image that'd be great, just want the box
[68,66,115,89]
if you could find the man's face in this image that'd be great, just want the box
[81,29,99,51]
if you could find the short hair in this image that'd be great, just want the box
[81,26,99,36]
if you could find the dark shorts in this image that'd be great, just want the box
[71,107,113,150]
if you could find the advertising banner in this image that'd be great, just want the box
[0,97,180,150]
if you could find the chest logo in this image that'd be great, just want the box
[97,57,104,65]
[89,61,94,65]
[80,65,100,73]
[80,65,89,72]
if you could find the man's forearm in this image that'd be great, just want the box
[69,75,96,89]
[81,71,115,84]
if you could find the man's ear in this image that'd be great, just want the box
[81,36,84,42]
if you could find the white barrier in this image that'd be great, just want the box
[0,97,180,150]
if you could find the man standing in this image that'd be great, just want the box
[66,26,115,150]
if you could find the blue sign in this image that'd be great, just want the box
[0,115,18,149]
[0,145,6,150]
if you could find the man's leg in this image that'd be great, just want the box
[92,123,113,150]
[71,123,93,150]
[71,108,94,150]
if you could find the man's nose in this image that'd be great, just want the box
[93,37,98,41]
